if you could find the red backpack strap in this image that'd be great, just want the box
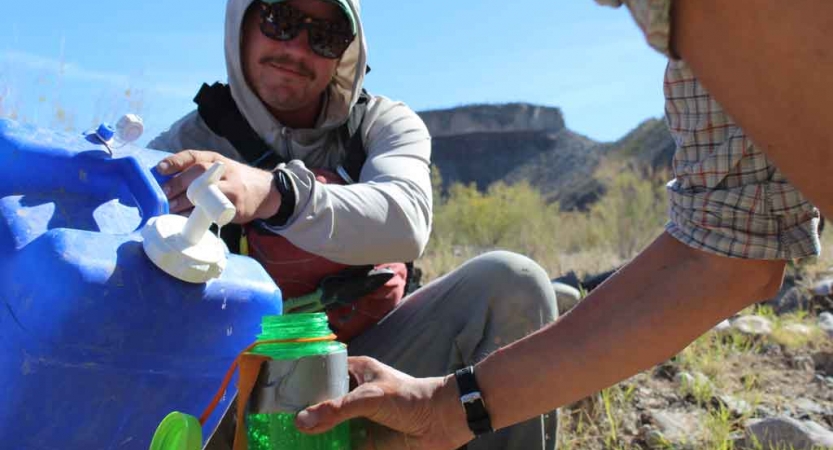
[246,170,410,341]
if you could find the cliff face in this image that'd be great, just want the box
[420,103,675,211]
[419,103,566,138]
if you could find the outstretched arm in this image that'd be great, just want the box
[297,233,785,449]
[464,233,784,431]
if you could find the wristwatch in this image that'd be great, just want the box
[264,169,296,226]
[454,366,493,436]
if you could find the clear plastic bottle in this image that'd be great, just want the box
[247,313,350,450]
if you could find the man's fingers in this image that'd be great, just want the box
[215,179,248,223]
[347,356,398,383]
[347,356,384,391]
[296,384,385,434]
[162,164,209,202]
[159,150,223,202]
[157,150,220,175]
[167,194,193,214]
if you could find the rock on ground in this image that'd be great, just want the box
[739,417,833,450]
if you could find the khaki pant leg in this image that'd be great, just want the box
[349,250,560,450]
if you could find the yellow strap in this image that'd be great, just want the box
[239,233,249,256]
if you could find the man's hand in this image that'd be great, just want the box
[295,356,474,450]
[156,150,280,224]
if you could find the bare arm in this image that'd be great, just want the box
[474,232,784,430]
[298,233,785,448]
[671,0,833,218]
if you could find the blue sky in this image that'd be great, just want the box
[0,0,668,146]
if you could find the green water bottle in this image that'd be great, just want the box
[246,313,351,450]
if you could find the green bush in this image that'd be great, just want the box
[587,168,667,259]
[423,164,667,281]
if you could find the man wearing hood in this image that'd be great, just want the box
[149,0,559,449]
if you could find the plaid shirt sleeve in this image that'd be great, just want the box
[663,60,820,260]
[595,0,675,58]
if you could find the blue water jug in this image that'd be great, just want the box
[0,118,283,449]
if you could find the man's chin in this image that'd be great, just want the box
[255,84,304,108]
[262,95,309,113]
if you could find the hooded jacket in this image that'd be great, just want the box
[148,0,432,265]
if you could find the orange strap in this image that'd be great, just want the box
[199,334,338,426]
[233,354,270,450]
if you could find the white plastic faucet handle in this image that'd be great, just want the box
[187,162,236,225]
[181,162,236,246]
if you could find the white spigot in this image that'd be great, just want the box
[142,162,237,283]
[182,163,235,244]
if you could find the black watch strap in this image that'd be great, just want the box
[454,366,493,436]
[264,170,296,227]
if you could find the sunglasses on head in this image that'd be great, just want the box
[258,1,355,60]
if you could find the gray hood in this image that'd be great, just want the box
[224,0,367,142]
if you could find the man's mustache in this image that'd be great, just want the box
[260,55,315,80]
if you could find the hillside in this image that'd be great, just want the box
[419,103,675,211]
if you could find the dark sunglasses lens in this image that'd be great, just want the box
[308,27,353,59]
[259,1,354,59]
[260,20,298,41]
[259,3,301,41]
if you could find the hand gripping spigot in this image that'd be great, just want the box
[142,162,236,283]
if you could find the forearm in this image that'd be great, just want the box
[671,0,833,217]
[466,233,785,430]
[263,167,432,264]
[314,181,432,263]
[267,112,433,264]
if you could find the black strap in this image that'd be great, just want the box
[454,366,493,436]
[264,170,296,227]
[404,261,420,295]
[194,83,285,170]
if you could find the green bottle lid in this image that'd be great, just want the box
[149,412,203,450]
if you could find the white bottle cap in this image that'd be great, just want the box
[116,113,144,143]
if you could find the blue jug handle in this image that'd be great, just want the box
[117,157,170,228]
[150,165,175,188]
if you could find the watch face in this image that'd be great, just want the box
[461,392,484,405]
